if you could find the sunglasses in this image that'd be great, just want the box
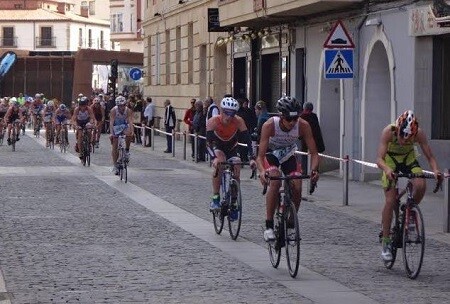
[223,110,236,117]
[283,115,299,122]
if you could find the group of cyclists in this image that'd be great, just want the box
[206,94,443,263]
[0,91,135,177]
[1,90,444,263]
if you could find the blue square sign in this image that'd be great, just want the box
[324,49,354,79]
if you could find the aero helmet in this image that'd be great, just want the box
[220,97,239,112]
[276,95,301,117]
[79,96,89,106]
[115,96,127,106]
[396,110,418,140]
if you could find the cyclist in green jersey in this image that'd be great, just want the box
[376,110,442,262]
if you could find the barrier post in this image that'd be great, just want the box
[182,132,187,160]
[151,127,155,151]
[444,169,449,233]
[343,155,349,206]
[171,130,175,157]
[194,133,198,163]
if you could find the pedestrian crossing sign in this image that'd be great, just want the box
[324,49,354,79]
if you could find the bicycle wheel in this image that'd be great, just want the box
[268,207,282,268]
[384,208,400,269]
[227,179,242,240]
[285,202,300,278]
[402,204,425,279]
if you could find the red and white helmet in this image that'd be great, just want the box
[396,110,418,140]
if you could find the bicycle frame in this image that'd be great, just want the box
[384,172,441,279]
[263,171,311,278]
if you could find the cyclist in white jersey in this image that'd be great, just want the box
[72,96,95,159]
[109,96,134,175]
[256,96,320,242]
[43,100,56,147]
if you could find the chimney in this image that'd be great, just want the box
[57,3,65,14]
[80,5,89,18]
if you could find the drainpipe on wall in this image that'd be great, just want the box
[352,3,369,181]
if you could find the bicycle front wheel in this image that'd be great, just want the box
[402,204,425,279]
[285,202,300,278]
[227,179,242,240]
[268,207,282,269]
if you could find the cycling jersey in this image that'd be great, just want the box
[264,116,302,175]
[6,108,20,124]
[92,104,103,121]
[56,109,70,124]
[112,106,129,136]
[381,124,422,188]
[207,115,240,154]
[76,108,90,127]
[43,107,54,123]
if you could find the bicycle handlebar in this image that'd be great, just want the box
[212,161,256,178]
[262,173,312,195]
[395,172,442,193]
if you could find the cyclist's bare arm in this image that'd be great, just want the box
[376,125,395,180]
[256,118,275,185]
[415,128,442,179]
[109,109,116,136]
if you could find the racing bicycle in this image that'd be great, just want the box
[381,172,442,279]
[211,160,254,240]
[263,172,315,278]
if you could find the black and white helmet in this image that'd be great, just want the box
[79,96,89,106]
[276,96,301,117]
[220,97,240,112]
[115,96,127,106]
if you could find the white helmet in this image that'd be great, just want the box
[10,97,17,102]
[220,97,239,112]
[47,100,54,107]
[115,96,127,106]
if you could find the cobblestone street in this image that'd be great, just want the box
[0,131,449,303]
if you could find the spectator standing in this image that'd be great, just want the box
[254,100,269,141]
[143,97,154,147]
[183,98,196,160]
[163,99,176,153]
[192,99,206,162]
[237,97,257,162]
[300,102,325,171]
[132,95,143,144]
[205,96,219,122]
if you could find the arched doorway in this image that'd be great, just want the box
[361,29,395,181]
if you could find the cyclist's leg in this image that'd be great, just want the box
[282,156,302,211]
[409,163,425,203]
[6,122,12,140]
[111,136,119,164]
[76,128,83,155]
[55,122,61,143]
[264,153,282,239]
[124,125,133,151]
[212,150,226,194]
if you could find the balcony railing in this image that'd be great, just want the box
[36,36,56,48]
[0,37,17,47]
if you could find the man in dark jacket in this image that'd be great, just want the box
[300,102,325,171]
[164,99,176,153]
[192,100,206,161]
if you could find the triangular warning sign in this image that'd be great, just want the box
[326,51,353,74]
[323,20,355,48]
